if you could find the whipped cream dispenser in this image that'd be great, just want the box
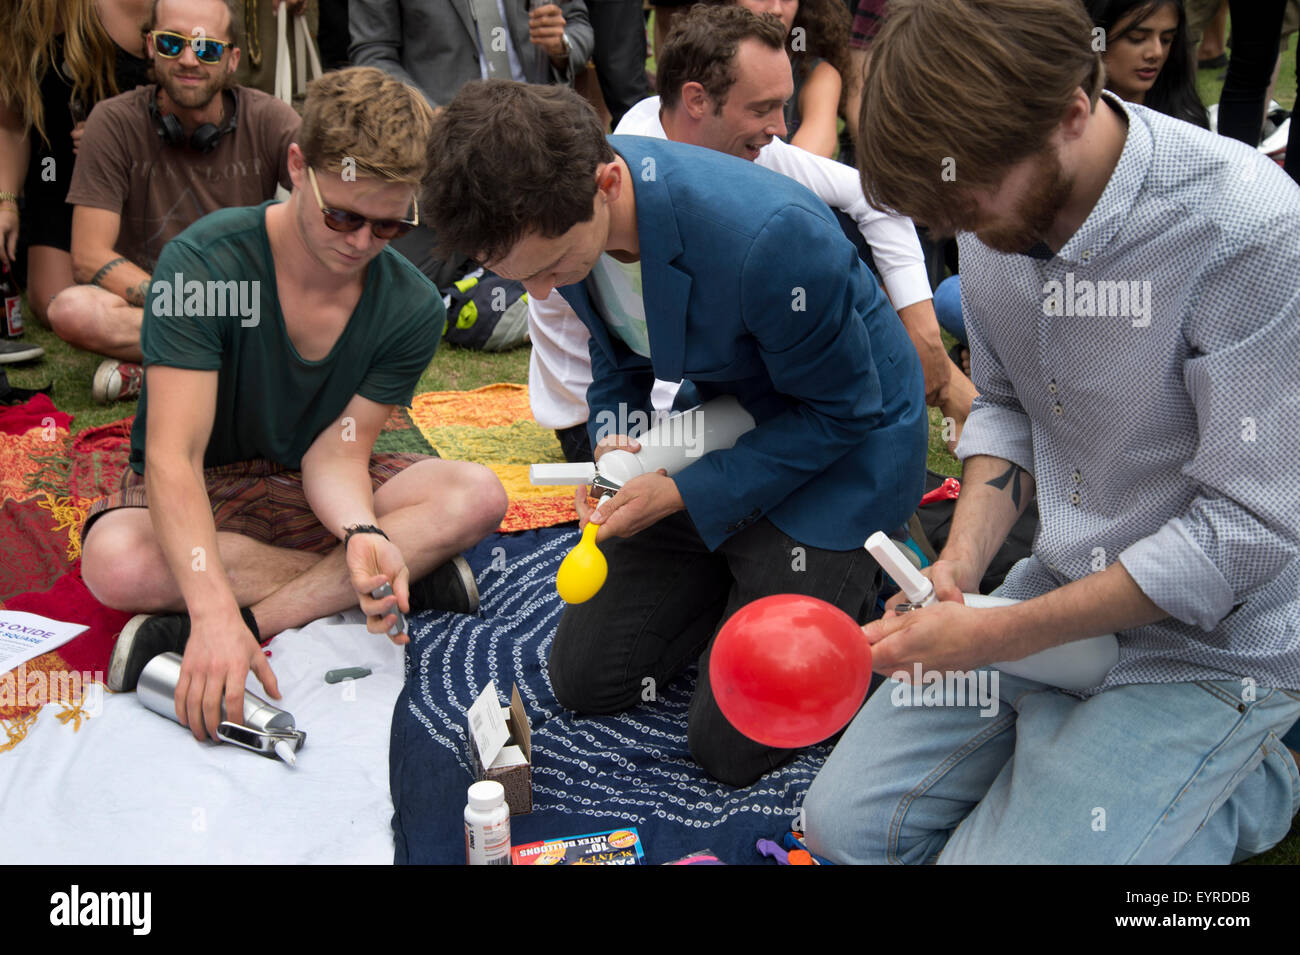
[136,651,306,765]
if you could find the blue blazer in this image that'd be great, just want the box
[563,136,927,551]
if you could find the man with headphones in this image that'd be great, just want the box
[50,0,300,402]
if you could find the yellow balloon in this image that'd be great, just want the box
[556,521,608,604]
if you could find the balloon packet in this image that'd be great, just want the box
[511,828,644,865]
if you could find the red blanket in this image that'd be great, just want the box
[0,399,132,738]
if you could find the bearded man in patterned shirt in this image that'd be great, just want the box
[806,0,1300,864]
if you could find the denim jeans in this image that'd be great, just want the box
[804,671,1300,864]
[548,512,881,787]
[933,274,966,347]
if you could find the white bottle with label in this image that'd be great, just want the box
[464,780,511,865]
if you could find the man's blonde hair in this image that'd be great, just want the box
[299,67,435,185]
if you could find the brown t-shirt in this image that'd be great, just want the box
[65,85,299,272]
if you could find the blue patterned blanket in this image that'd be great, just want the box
[389,528,831,865]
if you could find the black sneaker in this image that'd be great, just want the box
[0,338,44,364]
[107,607,261,692]
[408,555,479,615]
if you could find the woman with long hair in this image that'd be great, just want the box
[707,0,852,158]
[0,0,150,329]
[1086,0,1209,128]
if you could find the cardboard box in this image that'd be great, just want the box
[468,682,533,815]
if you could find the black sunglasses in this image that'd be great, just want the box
[307,167,418,240]
[150,30,231,63]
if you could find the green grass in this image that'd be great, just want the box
[413,341,530,396]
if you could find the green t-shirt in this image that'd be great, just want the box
[129,202,444,473]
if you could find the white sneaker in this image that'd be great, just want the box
[92,359,144,403]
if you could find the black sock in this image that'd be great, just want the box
[241,607,262,643]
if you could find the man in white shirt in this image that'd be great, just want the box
[528,4,974,460]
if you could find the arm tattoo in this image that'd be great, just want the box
[89,256,128,288]
[985,463,1029,510]
[124,278,149,308]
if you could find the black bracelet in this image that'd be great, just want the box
[343,524,389,547]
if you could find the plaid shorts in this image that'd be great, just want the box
[83,453,429,554]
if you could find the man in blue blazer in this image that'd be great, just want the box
[428,80,927,786]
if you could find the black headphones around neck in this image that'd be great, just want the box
[148,86,238,153]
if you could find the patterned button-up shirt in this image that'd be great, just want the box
[955,92,1300,693]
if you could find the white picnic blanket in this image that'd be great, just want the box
[0,612,402,864]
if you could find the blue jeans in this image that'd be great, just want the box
[804,671,1300,864]
[933,275,966,347]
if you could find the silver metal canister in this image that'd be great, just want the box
[136,652,305,763]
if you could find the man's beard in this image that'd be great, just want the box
[159,67,226,111]
[976,149,1072,256]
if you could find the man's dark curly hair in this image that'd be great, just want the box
[425,80,615,265]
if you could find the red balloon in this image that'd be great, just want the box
[710,594,872,749]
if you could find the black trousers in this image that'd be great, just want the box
[1218,0,1288,146]
[548,511,881,787]
[556,423,594,463]
[588,0,651,129]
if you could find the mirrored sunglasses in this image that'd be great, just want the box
[151,30,230,63]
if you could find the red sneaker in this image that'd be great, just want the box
[92,359,144,403]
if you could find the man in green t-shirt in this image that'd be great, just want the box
[79,67,508,742]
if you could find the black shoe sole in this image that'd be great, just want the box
[106,614,190,692]
[451,555,480,613]
[410,555,480,616]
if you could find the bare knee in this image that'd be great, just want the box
[466,464,508,534]
[82,513,171,611]
[420,459,508,536]
[376,458,507,546]
[47,286,102,350]
[47,285,137,355]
